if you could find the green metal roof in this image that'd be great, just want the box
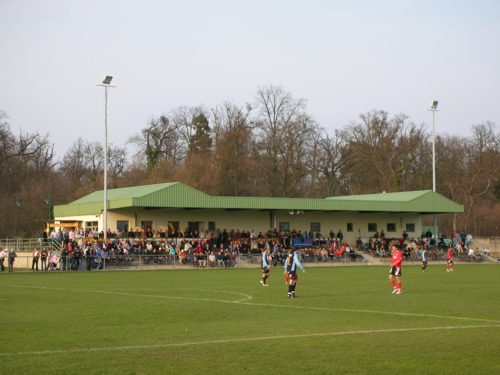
[326,190,430,201]
[71,182,181,204]
[54,182,464,217]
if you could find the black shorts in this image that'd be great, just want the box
[389,266,402,276]
[287,270,298,281]
[422,260,427,265]
[262,266,270,273]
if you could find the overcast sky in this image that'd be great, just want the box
[1,0,499,159]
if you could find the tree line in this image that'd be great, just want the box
[1,86,499,237]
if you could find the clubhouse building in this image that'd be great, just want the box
[53,182,463,243]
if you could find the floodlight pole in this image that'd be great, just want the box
[429,101,438,239]
[98,76,114,242]
[431,109,436,193]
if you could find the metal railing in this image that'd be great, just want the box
[3,254,239,271]
[0,238,62,254]
[3,250,493,272]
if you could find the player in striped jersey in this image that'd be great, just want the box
[284,248,306,298]
[260,248,271,286]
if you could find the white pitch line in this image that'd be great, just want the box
[7,284,499,324]
[8,284,252,304]
[1,324,499,357]
[233,301,500,324]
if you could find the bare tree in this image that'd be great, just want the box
[341,111,427,193]
[0,110,57,237]
[211,103,257,195]
[254,85,319,196]
[130,115,184,169]
[310,131,351,197]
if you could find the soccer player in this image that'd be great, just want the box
[420,245,428,272]
[284,247,306,298]
[389,244,403,295]
[446,246,454,272]
[260,248,271,286]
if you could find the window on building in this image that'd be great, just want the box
[85,221,98,230]
[310,222,321,233]
[187,221,200,236]
[406,223,416,232]
[168,221,179,235]
[279,222,290,233]
[208,221,216,232]
[117,220,129,232]
[347,223,353,232]
[368,223,378,232]
[387,223,396,232]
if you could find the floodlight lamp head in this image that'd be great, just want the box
[430,100,438,110]
[102,75,113,85]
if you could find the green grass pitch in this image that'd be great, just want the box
[1,264,499,374]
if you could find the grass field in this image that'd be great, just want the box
[1,264,499,375]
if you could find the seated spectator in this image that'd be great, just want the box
[335,243,346,258]
[468,247,475,261]
[179,248,187,264]
[208,252,216,267]
[483,246,490,256]
[47,252,58,271]
[356,237,363,251]
[216,251,225,267]
[318,246,329,261]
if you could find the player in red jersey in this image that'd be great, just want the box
[389,243,403,295]
[446,246,454,272]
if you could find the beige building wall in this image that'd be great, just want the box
[55,208,423,244]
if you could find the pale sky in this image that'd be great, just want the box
[1,0,499,160]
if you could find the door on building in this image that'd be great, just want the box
[187,221,201,237]
[141,221,153,231]
[168,221,179,236]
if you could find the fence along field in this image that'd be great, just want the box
[0,264,499,374]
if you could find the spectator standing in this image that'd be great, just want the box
[329,229,335,240]
[8,249,17,272]
[47,252,58,271]
[337,229,344,243]
[40,248,48,271]
[60,248,69,271]
[450,230,457,246]
[32,248,40,271]
[465,233,473,249]
[459,231,466,245]
[0,248,6,271]
[85,246,94,271]
[389,244,403,295]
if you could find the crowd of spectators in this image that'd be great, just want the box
[361,229,478,261]
[38,227,369,270]
[34,226,481,271]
